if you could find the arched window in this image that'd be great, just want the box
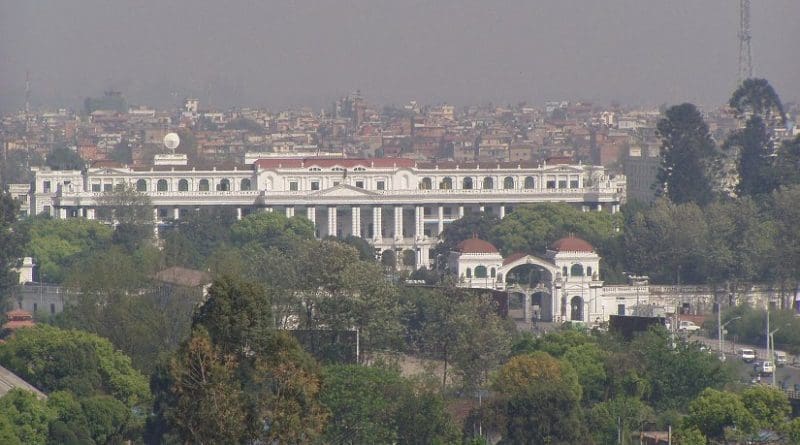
[475,266,487,278]
[504,176,515,189]
[524,176,535,189]
[178,179,189,191]
[440,177,453,189]
[587,266,593,277]
[463,177,473,189]
[466,268,472,278]
[198,179,210,191]
[420,177,432,190]
[217,179,230,191]
[483,177,494,189]
[562,266,568,277]
[136,179,147,191]
[490,267,497,278]
[157,179,168,192]
[570,264,584,277]
[240,178,252,191]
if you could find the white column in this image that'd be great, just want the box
[87,208,96,220]
[437,205,444,236]
[58,207,67,219]
[458,205,464,219]
[285,206,295,218]
[499,205,506,219]
[236,207,242,220]
[153,208,159,221]
[596,203,602,211]
[415,206,423,240]
[328,206,338,237]
[174,207,180,220]
[351,206,361,238]
[479,205,485,213]
[523,293,530,323]
[394,206,403,240]
[373,206,382,241]
[306,206,316,228]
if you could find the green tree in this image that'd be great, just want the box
[319,364,405,444]
[192,275,273,356]
[491,352,586,444]
[0,389,54,445]
[563,342,608,403]
[683,388,755,442]
[741,385,790,431]
[231,210,314,251]
[729,78,786,125]
[0,325,150,407]
[432,212,500,259]
[165,328,249,444]
[725,116,779,196]
[0,192,26,300]
[673,426,706,445]
[45,145,84,171]
[774,136,800,187]
[158,276,328,444]
[95,182,153,251]
[623,199,709,284]
[655,103,717,205]
[587,396,654,445]
[490,203,621,280]
[22,216,112,283]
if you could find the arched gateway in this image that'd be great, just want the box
[449,236,604,324]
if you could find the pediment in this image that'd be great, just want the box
[310,184,378,197]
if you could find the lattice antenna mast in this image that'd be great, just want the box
[738,0,752,82]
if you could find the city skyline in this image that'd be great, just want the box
[1,0,799,113]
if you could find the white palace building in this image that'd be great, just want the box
[24,154,626,269]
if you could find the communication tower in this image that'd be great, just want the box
[738,0,752,82]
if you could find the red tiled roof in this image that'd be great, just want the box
[457,238,499,254]
[550,236,594,253]
[254,158,415,169]
[2,320,35,330]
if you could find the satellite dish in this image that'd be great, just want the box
[164,132,180,151]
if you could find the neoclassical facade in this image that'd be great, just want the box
[26,156,625,268]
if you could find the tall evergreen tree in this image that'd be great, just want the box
[656,103,717,205]
[725,116,778,196]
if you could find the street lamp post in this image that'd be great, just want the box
[770,328,780,387]
[718,316,742,360]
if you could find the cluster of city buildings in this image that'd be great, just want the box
[2,92,799,324]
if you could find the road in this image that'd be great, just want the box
[687,332,800,390]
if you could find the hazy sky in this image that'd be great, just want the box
[1,0,798,112]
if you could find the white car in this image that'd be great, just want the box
[740,348,757,363]
[757,361,775,375]
[678,320,701,332]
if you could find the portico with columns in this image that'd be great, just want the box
[29,157,625,269]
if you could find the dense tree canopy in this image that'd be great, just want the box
[655,103,717,205]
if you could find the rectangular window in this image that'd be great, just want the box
[289,181,298,191]
[103,184,113,192]
[333,181,340,186]
[33,303,37,313]
[43,181,51,193]
[158,208,168,218]
[43,205,50,215]
[310,181,320,191]
[91,183,101,192]
[376,181,385,190]
[546,180,556,189]
[570,180,579,189]
[558,180,567,189]
[355,181,364,189]
[617,304,626,316]
[50,304,55,314]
